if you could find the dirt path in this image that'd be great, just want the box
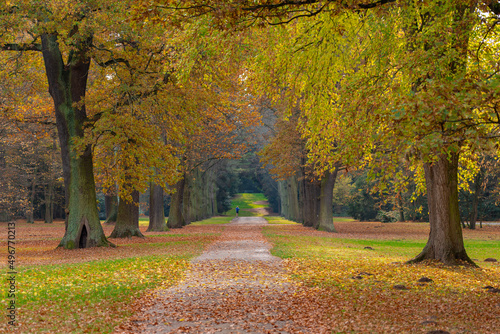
[115,217,314,333]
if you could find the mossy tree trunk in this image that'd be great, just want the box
[41,33,110,249]
[110,190,144,238]
[409,153,475,266]
[148,182,167,232]
[317,169,337,232]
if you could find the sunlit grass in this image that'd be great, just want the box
[264,216,299,224]
[191,216,234,225]
[224,193,268,217]
[0,236,213,333]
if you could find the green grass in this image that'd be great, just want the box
[264,216,299,224]
[0,238,213,333]
[263,226,500,266]
[225,193,268,217]
[191,216,234,225]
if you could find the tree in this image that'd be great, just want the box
[190,0,500,265]
[148,182,167,232]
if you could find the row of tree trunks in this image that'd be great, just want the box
[167,166,219,228]
[279,168,337,232]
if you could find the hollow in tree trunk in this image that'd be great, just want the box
[317,169,337,232]
[409,153,475,266]
[148,182,167,232]
[41,33,111,248]
[109,190,144,238]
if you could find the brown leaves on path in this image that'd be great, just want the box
[115,218,331,333]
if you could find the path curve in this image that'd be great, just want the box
[115,217,311,333]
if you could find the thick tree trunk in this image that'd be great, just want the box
[148,182,167,232]
[301,177,320,227]
[104,195,118,225]
[409,153,475,266]
[167,177,186,228]
[110,190,144,238]
[317,169,337,232]
[41,33,110,248]
[182,176,192,225]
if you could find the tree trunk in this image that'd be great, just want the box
[317,169,337,232]
[110,190,144,238]
[398,193,405,222]
[44,180,54,224]
[104,195,118,224]
[45,133,57,224]
[167,177,186,228]
[41,33,110,248]
[301,177,320,227]
[26,172,37,224]
[182,175,192,225]
[409,153,475,266]
[148,182,167,232]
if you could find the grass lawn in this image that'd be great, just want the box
[263,221,500,333]
[225,193,269,217]
[0,221,222,333]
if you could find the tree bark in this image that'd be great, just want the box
[109,190,144,238]
[167,177,186,228]
[317,169,337,232]
[44,180,54,224]
[44,133,57,224]
[41,33,110,248]
[104,195,118,224]
[301,177,320,227]
[148,182,167,232]
[409,153,475,266]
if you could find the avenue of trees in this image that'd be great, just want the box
[2,0,500,266]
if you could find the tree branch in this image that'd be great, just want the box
[0,43,42,52]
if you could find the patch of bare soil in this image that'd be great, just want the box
[115,218,331,333]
